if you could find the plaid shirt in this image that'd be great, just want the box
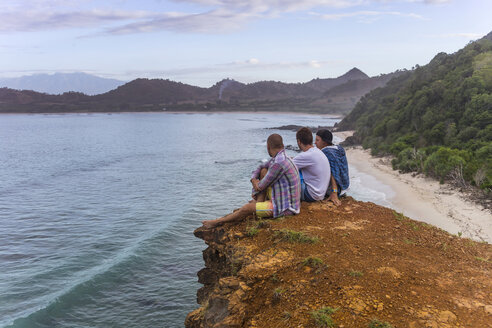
[321,145,350,191]
[251,149,301,217]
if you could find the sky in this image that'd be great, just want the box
[0,0,491,87]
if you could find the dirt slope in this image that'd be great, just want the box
[186,198,492,328]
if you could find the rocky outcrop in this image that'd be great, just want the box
[185,198,492,327]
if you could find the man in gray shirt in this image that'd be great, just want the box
[293,127,331,202]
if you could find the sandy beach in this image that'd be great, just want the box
[335,132,492,243]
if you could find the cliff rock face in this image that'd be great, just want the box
[185,198,492,327]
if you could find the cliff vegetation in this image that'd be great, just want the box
[338,32,492,191]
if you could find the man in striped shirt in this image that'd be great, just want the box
[202,134,301,229]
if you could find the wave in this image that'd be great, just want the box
[214,158,257,165]
[2,219,193,328]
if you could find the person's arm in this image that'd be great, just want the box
[292,152,309,170]
[256,163,283,191]
[327,175,341,206]
[251,160,270,180]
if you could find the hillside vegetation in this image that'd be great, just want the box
[338,32,492,190]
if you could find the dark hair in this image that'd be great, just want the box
[267,134,284,149]
[296,127,313,145]
[316,129,333,145]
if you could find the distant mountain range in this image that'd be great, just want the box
[0,68,403,114]
[0,72,126,95]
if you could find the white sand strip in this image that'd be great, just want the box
[335,132,491,243]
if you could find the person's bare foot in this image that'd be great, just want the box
[202,219,221,229]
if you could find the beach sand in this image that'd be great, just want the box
[335,132,492,243]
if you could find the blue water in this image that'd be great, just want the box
[0,112,342,328]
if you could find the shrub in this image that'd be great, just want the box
[302,256,324,268]
[393,147,424,172]
[311,307,338,327]
[246,226,258,237]
[349,270,363,277]
[424,147,467,180]
[274,229,319,243]
[368,319,394,328]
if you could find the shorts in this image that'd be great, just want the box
[256,187,273,218]
[256,201,273,218]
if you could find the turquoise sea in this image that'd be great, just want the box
[0,112,352,328]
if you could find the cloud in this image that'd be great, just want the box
[123,58,334,78]
[171,0,363,12]
[0,0,444,35]
[104,8,256,34]
[311,10,424,21]
[406,0,451,3]
[0,0,364,34]
[0,10,156,32]
[102,0,365,35]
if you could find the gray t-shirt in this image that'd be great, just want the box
[293,147,331,200]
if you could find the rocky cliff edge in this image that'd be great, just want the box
[185,198,492,328]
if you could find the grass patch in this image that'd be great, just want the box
[271,273,280,283]
[403,238,415,245]
[246,226,258,237]
[246,220,271,237]
[311,307,338,327]
[255,219,271,228]
[273,287,286,302]
[348,270,363,277]
[274,229,319,243]
[392,210,405,221]
[302,256,324,268]
[475,257,491,263]
[368,319,394,328]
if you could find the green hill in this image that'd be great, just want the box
[338,32,492,190]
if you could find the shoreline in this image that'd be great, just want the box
[336,133,492,242]
[0,110,344,118]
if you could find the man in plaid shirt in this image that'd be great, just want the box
[202,134,301,229]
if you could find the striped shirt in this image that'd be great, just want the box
[251,149,301,218]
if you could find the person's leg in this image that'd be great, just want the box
[202,201,257,229]
[255,168,269,202]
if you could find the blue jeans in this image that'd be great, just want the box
[300,171,316,202]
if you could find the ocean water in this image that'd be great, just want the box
[0,112,354,328]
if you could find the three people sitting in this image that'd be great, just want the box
[202,127,349,229]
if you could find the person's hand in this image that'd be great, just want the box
[328,192,341,206]
[251,178,261,191]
